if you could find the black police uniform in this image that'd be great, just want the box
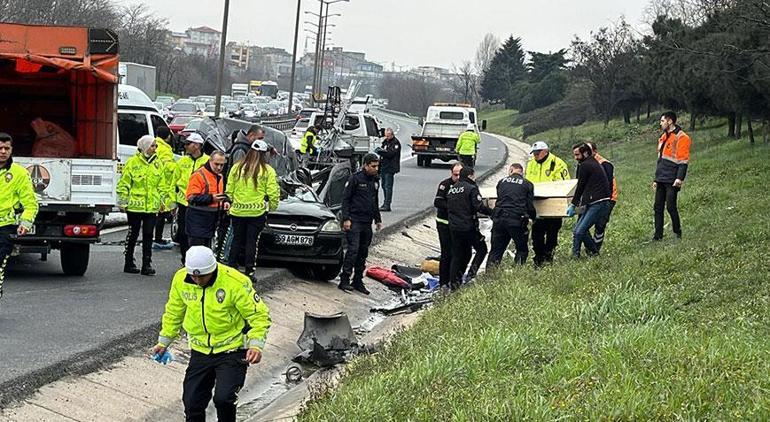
[433,177,454,287]
[446,176,491,289]
[339,170,382,289]
[487,173,536,268]
[377,136,401,210]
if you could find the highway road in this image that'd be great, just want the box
[0,111,506,405]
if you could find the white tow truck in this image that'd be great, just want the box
[411,103,486,167]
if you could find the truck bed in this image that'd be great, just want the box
[420,122,466,139]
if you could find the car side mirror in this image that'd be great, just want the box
[481,120,487,131]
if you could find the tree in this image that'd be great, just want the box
[480,36,527,105]
[475,33,500,75]
[379,73,448,116]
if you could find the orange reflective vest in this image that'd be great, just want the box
[186,165,224,212]
[595,153,618,202]
[656,127,691,184]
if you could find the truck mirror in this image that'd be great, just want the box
[481,120,487,131]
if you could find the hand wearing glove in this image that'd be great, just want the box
[566,204,576,218]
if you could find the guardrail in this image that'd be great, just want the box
[371,106,416,120]
[259,115,296,131]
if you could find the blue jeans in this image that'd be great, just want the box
[572,201,611,257]
[380,172,395,208]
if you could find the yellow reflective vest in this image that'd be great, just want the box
[155,137,177,208]
[116,153,170,213]
[525,153,571,183]
[300,130,316,154]
[226,163,280,218]
[0,160,39,230]
[174,153,209,206]
[455,131,480,156]
[158,264,271,354]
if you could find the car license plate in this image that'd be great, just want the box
[276,234,314,246]
[436,147,451,152]
[27,225,36,235]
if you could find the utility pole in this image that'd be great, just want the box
[214,0,231,118]
[311,0,324,103]
[318,2,330,93]
[288,0,302,115]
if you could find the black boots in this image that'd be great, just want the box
[124,259,140,274]
[141,258,156,276]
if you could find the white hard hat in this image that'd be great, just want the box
[466,123,475,131]
[185,133,205,144]
[530,141,549,152]
[251,140,269,152]
[185,246,217,275]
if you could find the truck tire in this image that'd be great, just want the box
[61,243,90,276]
[424,157,432,167]
[417,156,425,167]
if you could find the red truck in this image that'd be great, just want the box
[0,23,120,275]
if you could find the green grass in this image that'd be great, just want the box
[481,108,523,140]
[300,116,770,420]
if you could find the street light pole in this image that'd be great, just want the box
[311,0,324,103]
[214,0,231,119]
[318,1,330,93]
[288,0,302,116]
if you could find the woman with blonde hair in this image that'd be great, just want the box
[225,140,280,276]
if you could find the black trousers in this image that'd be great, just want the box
[227,215,267,275]
[125,212,157,264]
[340,222,373,286]
[531,218,562,265]
[0,225,16,300]
[460,154,475,168]
[488,218,529,269]
[449,229,475,289]
[436,222,453,286]
[183,349,248,422]
[155,211,171,242]
[593,201,616,251]
[654,183,681,238]
[466,230,487,279]
[177,205,189,263]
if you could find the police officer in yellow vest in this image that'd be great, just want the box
[525,141,571,267]
[299,125,319,162]
[153,126,177,250]
[455,124,481,168]
[173,133,210,264]
[0,132,39,301]
[152,246,270,422]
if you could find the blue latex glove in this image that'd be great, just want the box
[152,350,174,365]
[566,204,576,217]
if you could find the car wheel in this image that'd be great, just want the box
[310,263,343,281]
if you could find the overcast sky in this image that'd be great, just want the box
[121,0,649,69]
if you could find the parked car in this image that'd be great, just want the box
[179,118,204,139]
[289,118,310,151]
[298,107,321,120]
[168,115,198,134]
[155,95,175,108]
[167,101,199,120]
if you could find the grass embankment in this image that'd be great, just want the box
[301,115,770,420]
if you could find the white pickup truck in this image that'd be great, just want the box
[411,103,486,167]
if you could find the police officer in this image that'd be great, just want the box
[375,128,401,212]
[455,124,481,168]
[152,126,177,250]
[487,163,536,268]
[525,141,570,266]
[446,167,492,291]
[433,162,463,288]
[338,153,383,294]
[299,125,319,161]
[0,132,38,301]
[173,133,209,264]
[151,246,270,422]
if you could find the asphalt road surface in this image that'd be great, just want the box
[0,110,505,404]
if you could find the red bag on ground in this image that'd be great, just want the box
[365,266,411,290]
[31,118,77,158]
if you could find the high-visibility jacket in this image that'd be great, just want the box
[158,264,271,354]
[656,127,691,184]
[0,159,38,230]
[226,163,280,218]
[595,153,618,202]
[116,153,169,213]
[155,137,177,208]
[186,164,224,211]
[174,153,209,206]
[455,131,480,156]
[525,152,570,183]
[300,130,316,154]
[155,137,175,164]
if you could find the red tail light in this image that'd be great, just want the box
[64,225,98,237]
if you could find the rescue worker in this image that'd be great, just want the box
[299,125,319,161]
[153,126,176,250]
[338,153,383,294]
[433,162,463,288]
[0,132,38,301]
[455,124,480,168]
[587,142,618,251]
[226,140,280,277]
[375,128,401,212]
[487,163,536,268]
[151,246,270,422]
[654,111,691,241]
[525,141,570,267]
[567,143,611,258]
[446,167,492,291]
[117,135,171,276]
[173,133,209,264]
[185,151,229,248]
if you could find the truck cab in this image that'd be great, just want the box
[117,84,171,168]
[411,103,486,167]
[0,23,120,275]
[309,111,383,155]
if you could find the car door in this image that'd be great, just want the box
[318,161,352,211]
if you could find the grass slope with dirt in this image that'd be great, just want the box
[300,113,770,420]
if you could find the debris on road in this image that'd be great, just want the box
[294,312,360,368]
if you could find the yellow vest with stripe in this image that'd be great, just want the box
[225,163,281,217]
[455,131,480,156]
[174,153,209,206]
[525,153,571,183]
[0,160,39,230]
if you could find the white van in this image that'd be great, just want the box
[117,84,171,167]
